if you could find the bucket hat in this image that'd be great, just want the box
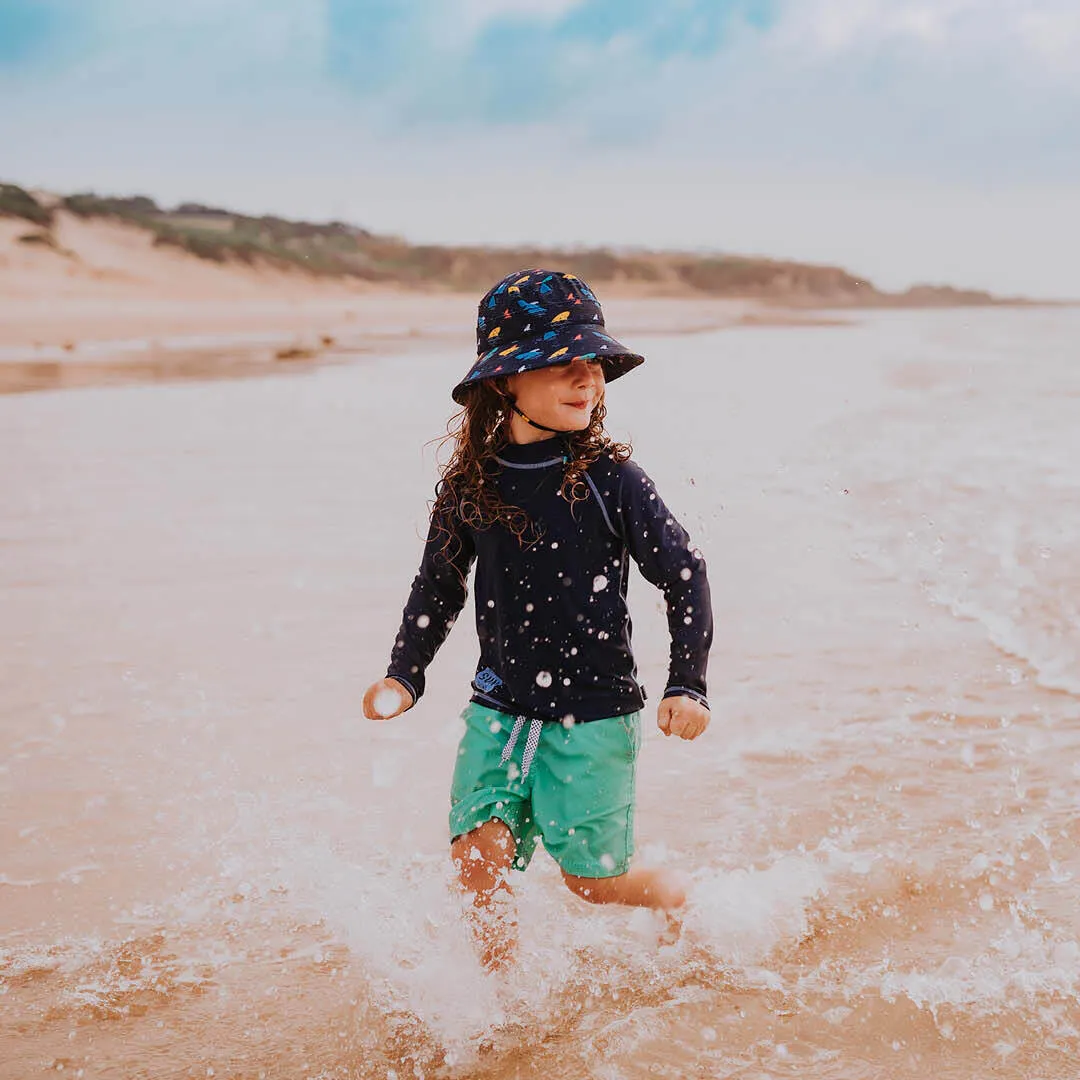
[451,269,644,405]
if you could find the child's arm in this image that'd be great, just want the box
[616,461,713,737]
[363,504,476,720]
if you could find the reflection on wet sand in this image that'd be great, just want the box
[0,296,841,396]
[0,347,324,394]
[0,330,460,395]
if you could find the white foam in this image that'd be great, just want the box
[825,359,1080,703]
[684,854,827,965]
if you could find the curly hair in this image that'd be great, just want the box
[431,376,632,560]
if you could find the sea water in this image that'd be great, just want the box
[2,306,1080,1078]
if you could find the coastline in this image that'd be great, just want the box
[0,294,850,396]
[1,202,1066,397]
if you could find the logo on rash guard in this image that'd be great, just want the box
[474,668,504,693]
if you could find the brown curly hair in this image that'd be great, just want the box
[431,377,632,559]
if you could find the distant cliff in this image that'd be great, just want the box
[1,182,1022,306]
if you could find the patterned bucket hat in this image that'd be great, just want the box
[451,268,644,405]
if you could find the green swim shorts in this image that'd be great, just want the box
[449,701,642,878]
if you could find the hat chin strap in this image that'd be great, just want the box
[508,399,573,435]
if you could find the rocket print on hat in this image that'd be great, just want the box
[451,268,645,405]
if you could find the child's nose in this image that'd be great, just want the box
[571,360,602,387]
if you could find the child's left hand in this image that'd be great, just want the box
[657,696,710,740]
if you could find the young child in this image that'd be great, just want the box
[362,269,712,970]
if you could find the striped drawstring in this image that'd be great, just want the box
[499,714,543,780]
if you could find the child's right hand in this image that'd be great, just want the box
[362,677,415,721]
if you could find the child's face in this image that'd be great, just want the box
[505,359,606,432]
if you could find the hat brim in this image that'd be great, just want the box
[452,325,644,405]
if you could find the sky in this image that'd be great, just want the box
[2,0,1079,296]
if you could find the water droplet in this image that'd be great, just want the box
[592,574,609,592]
[536,671,553,688]
[373,687,403,718]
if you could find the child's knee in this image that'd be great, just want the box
[561,871,612,904]
[451,819,516,885]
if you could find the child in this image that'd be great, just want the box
[362,269,712,970]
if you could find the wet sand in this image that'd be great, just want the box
[3,306,1080,1078]
[0,293,840,396]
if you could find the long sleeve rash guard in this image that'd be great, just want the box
[386,435,713,723]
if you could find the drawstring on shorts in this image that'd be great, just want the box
[499,714,543,780]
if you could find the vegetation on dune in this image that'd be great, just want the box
[60,191,393,279]
[674,256,870,298]
[362,245,668,292]
[174,202,234,217]
[0,183,54,227]
[48,186,886,294]
[17,231,59,249]
[1,183,1014,305]
[62,192,163,219]
[150,222,393,280]
[896,283,998,306]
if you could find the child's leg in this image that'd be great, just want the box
[451,818,518,972]
[561,866,687,911]
[534,713,686,918]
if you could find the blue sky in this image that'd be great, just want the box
[2,0,1079,295]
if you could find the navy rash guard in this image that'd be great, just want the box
[386,434,713,723]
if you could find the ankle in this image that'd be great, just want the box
[652,869,689,910]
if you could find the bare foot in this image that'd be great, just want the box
[651,867,691,910]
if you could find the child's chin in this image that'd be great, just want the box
[562,410,592,430]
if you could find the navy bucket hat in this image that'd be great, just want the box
[451,269,644,405]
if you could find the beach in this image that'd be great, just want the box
[3,303,1080,1077]
[0,205,863,395]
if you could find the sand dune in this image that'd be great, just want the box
[0,209,836,350]
[0,210,382,350]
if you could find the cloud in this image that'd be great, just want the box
[1,0,1075,186]
[772,0,1080,66]
[1,0,1078,295]
[4,0,1076,126]
[306,0,1080,186]
[320,0,777,127]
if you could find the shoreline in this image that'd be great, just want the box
[0,296,851,396]
[3,203,1070,397]
[2,289,1070,398]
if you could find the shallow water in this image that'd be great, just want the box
[3,307,1080,1078]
